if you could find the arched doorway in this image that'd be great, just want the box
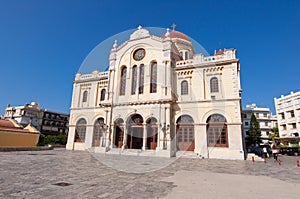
[206,114,228,147]
[176,115,194,151]
[114,118,124,148]
[127,114,143,149]
[92,118,105,147]
[146,117,158,150]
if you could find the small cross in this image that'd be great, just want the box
[171,23,176,31]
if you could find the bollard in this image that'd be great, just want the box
[264,158,266,164]
[252,156,254,164]
[278,159,281,166]
[297,160,299,167]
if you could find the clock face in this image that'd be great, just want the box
[133,48,146,61]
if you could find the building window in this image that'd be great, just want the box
[181,80,188,95]
[93,118,105,147]
[292,123,296,129]
[75,118,87,142]
[206,114,228,147]
[282,124,287,130]
[256,113,259,118]
[176,115,194,151]
[281,113,285,119]
[210,77,219,93]
[120,67,127,95]
[291,111,295,117]
[265,122,268,127]
[184,51,188,60]
[131,65,137,95]
[245,121,249,126]
[150,62,157,93]
[100,89,106,101]
[82,91,88,102]
[139,64,144,94]
[246,131,249,136]
[263,113,267,117]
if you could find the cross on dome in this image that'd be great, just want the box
[171,23,176,31]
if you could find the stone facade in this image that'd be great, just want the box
[66,26,245,159]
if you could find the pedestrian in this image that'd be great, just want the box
[273,153,278,161]
[263,146,267,158]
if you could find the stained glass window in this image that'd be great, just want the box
[206,114,228,147]
[131,65,137,95]
[139,64,144,94]
[210,77,219,93]
[120,67,127,95]
[181,80,188,95]
[150,62,157,93]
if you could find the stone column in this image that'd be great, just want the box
[66,126,75,150]
[122,126,127,150]
[110,124,115,148]
[165,107,171,150]
[85,125,93,149]
[142,124,147,150]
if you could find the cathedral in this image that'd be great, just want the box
[66,26,245,159]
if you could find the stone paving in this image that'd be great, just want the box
[0,148,300,198]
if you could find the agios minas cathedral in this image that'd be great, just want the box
[66,26,245,160]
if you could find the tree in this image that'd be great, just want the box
[246,113,261,147]
[269,127,279,140]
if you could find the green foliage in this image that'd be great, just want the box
[246,113,261,147]
[38,134,67,146]
[269,127,279,140]
[37,134,46,146]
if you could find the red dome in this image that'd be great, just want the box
[0,119,16,128]
[162,30,191,41]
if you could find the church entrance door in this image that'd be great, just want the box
[126,114,144,149]
[127,126,143,149]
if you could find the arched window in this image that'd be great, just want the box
[82,90,88,102]
[120,67,127,95]
[181,80,188,95]
[150,62,157,93]
[184,51,188,60]
[93,118,105,147]
[206,114,228,147]
[210,77,219,93]
[75,118,87,142]
[100,89,106,101]
[139,64,144,94]
[176,115,194,151]
[131,65,137,95]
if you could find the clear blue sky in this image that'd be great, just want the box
[0,0,299,115]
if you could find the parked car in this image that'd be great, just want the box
[280,147,299,156]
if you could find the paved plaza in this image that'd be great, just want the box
[1,148,300,198]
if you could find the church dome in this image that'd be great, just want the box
[162,30,191,42]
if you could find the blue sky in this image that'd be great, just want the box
[0,0,299,114]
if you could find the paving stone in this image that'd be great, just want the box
[1,148,300,198]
